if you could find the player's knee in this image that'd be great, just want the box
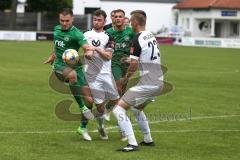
[84,96,93,108]
[68,71,77,84]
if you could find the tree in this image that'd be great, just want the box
[26,0,72,14]
[9,0,17,30]
[0,0,11,11]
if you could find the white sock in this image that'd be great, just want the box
[131,108,153,143]
[96,111,105,129]
[113,105,138,146]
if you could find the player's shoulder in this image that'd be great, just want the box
[83,29,92,36]
[138,30,155,44]
[140,30,154,39]
[132,32,142,42]
[70,26,83,33]
[105,27,114,33]
[54,25,61,31]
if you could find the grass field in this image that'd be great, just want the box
[0,41,239,160]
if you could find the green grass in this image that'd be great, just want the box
[0,41,239,160]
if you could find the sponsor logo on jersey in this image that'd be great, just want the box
[92,39,101,47]
[55,40,65,48]
[124,36,130,41]
[64,36,70,41]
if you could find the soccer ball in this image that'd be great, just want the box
[62,49,80,65]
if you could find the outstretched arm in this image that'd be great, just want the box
[94,47,113,60]
[120,58,138,84]
[43,51,56,65]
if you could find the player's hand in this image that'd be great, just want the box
[120,56,131,63]
[44,53,56,65]
[85,51,93,60]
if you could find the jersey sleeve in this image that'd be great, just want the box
[130,33,141,60]
[76,30,88,47]
[104,31,114,50]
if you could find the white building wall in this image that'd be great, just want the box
[178,9,240,37]
[100,1,177,33]
[73,0,101,15]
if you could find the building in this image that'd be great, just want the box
[73,0,181,33]
[174,0,240,38]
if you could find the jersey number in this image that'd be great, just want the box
[148,40,160,61]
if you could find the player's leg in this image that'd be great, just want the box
[113,99,139,152]
[72,68,94,120]
[103,74,119,120]
[54,66,89,114]
[87,77,109,140]
[112,65,124,96]
[111,65,130,139]
[126,85,163,146]
[95,102,108,140]
[77,85,94,141]
[131,103,154,146]
[120,63,130,94]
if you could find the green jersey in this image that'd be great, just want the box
[53,25,87,69]
[106,26,135,65]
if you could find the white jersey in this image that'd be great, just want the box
[83,29,112,80]
[83,29,119,104]
[130,30,163,86]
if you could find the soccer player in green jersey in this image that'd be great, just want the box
[105,9,136,96]
[105,9,135,141]
[44,8,95,137]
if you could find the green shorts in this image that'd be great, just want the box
[53,62,87,87]
[112,63,129,80]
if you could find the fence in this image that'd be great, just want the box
[0,11,91,32]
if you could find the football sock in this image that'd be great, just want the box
[96,110,105,129]
[113,105,138,146]
[69,83,85,109]
[80,113,88,129]
[131,108,153,143]
[105,103,114,110]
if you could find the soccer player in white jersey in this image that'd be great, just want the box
[112,10,164,152]
[81,9,119,141]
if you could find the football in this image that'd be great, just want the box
[62,49,80,65]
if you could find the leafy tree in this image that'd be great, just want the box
[0,0,11,11]
[26,0,72,13]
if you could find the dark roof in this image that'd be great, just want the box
[174,0,240,9]
[100,0,181,3]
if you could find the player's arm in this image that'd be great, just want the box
[122,58,138,83]
[94,47,113,60]
[43,51,56,65]
[94,33,114,60]
[82,43,94,60]
[121,35,141,84]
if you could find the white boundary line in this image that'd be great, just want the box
[0,114,239,134]
[91,114,240,132]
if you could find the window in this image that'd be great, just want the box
[230,22,239,37]
[186,18,190,29]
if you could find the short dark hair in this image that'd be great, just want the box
[93,9,107,19]
[114,9,125,16]
[110,10,116,16]
[131,12,146,26]
[60,8,73,16]
[130,10,146,19]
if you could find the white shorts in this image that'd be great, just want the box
[122,83,163,107]
[87,73,119,104]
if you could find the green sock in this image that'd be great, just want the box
[69,83,85,109]
[105,103,114,110]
